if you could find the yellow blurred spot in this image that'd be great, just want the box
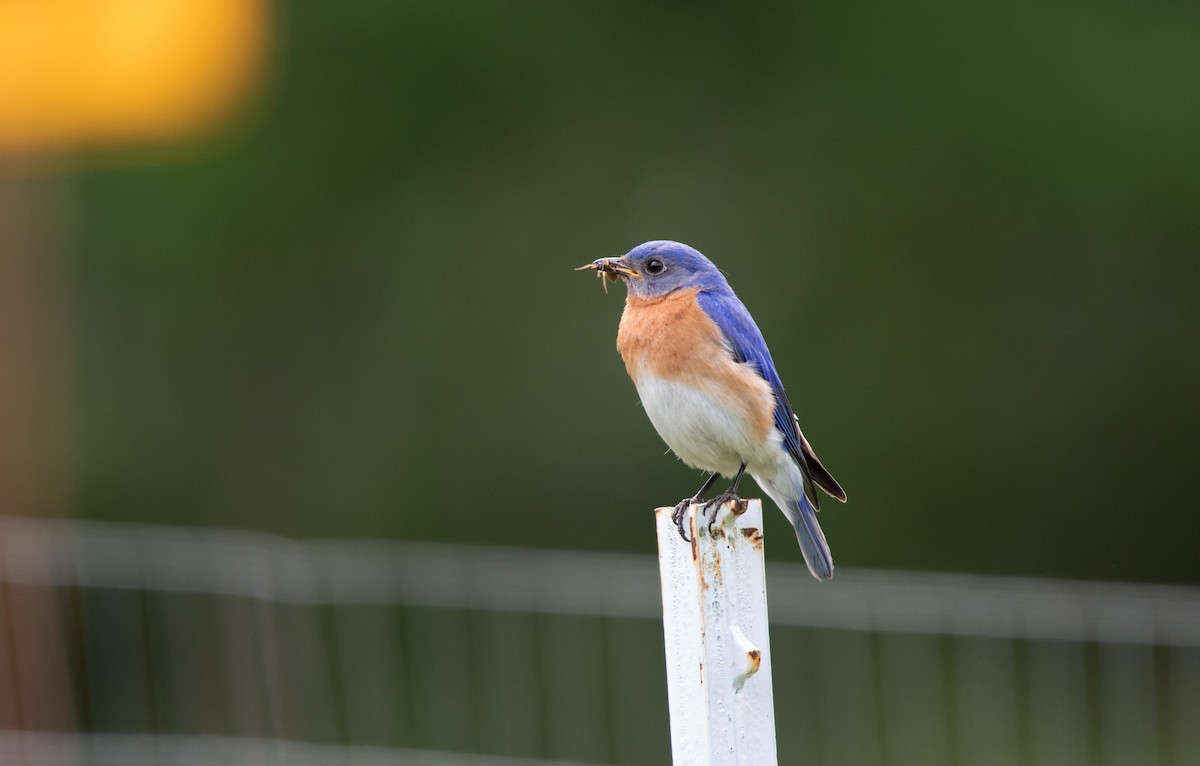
[0,0,270,155]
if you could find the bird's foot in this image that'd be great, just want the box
[670,499,694,542]
[701,489,745,533]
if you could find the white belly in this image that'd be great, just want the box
[634,374,780,477]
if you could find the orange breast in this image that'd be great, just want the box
[616,289,775,444]
[617,290,718,384]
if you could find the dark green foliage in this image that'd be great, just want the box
[72,0,1200,584]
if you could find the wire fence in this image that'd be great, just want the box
[1,515,1199,765]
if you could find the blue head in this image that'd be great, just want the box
[578,240,730,299]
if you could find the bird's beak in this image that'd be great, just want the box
[575,256,642,280]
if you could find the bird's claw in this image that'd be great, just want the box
[672,484,743,542]
[701,490,742,533]
[671,500,693,542]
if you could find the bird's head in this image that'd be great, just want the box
[576,240,727,299]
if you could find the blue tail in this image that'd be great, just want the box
[790,493,834,581]
[753,468,835,581]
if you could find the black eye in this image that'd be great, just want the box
[646,258,665,275]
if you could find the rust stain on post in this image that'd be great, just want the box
[740,526,763,550]
[747,649,762,672]
[690,513,700,562]
[730,623,764,692]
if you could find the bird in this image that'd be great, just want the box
[578,240,846,581]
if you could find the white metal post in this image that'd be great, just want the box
[655,499,779,766]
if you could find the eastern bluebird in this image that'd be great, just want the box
[579,240,846,581]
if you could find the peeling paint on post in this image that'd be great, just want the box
[655,499,779,766]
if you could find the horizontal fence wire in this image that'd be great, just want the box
[3,515,1199,644]
[0,731,603,766]
[2,515,1200,766]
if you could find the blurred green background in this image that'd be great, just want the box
[9,1,1200,583]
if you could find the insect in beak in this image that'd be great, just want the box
[576,257,639,293]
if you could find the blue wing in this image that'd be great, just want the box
[696,289,845,506]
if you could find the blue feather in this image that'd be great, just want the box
[695,289,820,505]
[793,492,834,580]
